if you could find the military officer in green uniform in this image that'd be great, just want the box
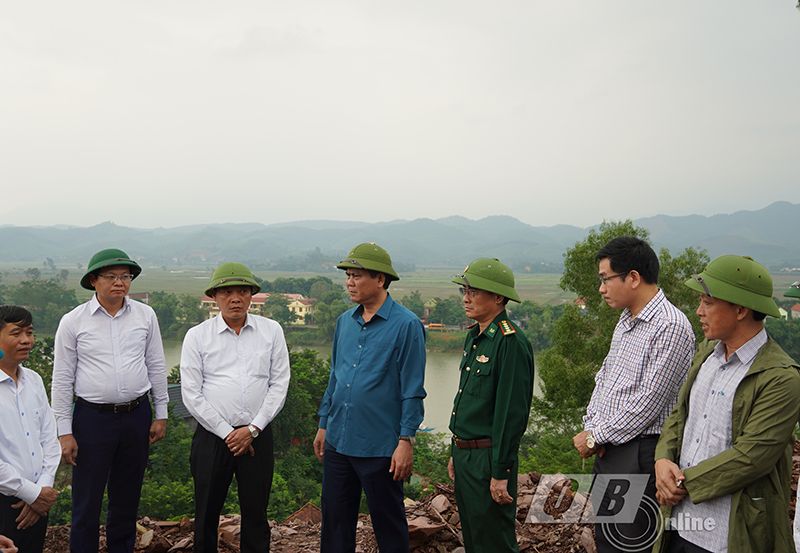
[447,258,535,553]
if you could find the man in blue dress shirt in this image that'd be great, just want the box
[314,243,426,553]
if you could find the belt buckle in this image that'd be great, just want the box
[114,402,130,414]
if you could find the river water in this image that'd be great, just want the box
[163,340,540,434]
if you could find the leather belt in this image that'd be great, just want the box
[453,437,493,449]
[76,393,148,414]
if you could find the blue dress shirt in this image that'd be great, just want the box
[318,294,426,458]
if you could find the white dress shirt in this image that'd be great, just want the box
[0,366,61,505]
[180,313,291,439]
[52,295,169,435]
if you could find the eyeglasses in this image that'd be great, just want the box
[459,286,480,298]
[97,274,133,283]
[599,271,630,285]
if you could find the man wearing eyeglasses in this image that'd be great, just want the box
[447,258,535,553]
[52,248,168,553]
[572,236,695,553]
[314,243,426,553]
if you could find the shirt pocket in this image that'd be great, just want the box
[464,360,494,398]
[252,346,274,378]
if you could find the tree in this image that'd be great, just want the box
[26,336,55,394]
[399,290,425,318]
[525,220,708,471]
[429,296,465,326]
[261,293,297,328]
[25,267,41,280]
[7,280,78,334]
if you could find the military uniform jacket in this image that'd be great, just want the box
[449,310,535,480]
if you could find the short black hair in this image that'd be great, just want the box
[367,270,392,290]
[752,310,766,322]
[0,305,33,332]
[596,236,659,285]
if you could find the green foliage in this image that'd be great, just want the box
[507,301,565,352]
[6,279,78,334]
[765,317,800,362]
[312,298,351,341]
[49,487,73,526]
[260,293,298,328]
[425,333,467,352]
[272,348,330,457]
[146,292,207,340]
[429,295,465,326]
[412,433,451,489]
[399,290,425,318]
[519,432,593,475]
[26,335,55,393]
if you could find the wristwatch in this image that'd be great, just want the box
[248,424,260,439]
[586,432,596,450]
[399,435,416,445]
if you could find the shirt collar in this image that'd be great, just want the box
[89,294,129,316]
[352,293,395,322]
[212,312,253,334]
[471,309,508,340]
[622,289,665,325]
[713,327,768,365]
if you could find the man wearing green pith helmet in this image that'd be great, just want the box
[447,258,535,553]
[314,243,426,553]
[181,262,290,553]
[653,255,800,553]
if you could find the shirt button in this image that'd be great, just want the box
[476,370,480,374]
[452,412,456,416]
[696,439,700,443]
[347,384,350,387]
[358,345,362,348]
[459,389,462,393]
[466,367,470,372]
[472,345,477,350]
[353,364,357,368]
[703,414,707,419]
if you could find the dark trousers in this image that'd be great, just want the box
[0,493,48,553]
[190,425,274,553]
[592,436,659,553]
[664,532,713,553]
[451,446,518,553]
[70,400,152,553]
[320,443,408,553]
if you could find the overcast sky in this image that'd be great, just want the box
[2,1,799,229]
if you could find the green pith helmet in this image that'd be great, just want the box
[336,243,400,282]
[684,255,780,318]
[205,262,261,297]
[451,258,521,303]
[784,281,800,299]
[81,248,142,290]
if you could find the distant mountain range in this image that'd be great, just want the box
[1,201,799,269]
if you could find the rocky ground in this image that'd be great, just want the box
[43,442,800,553]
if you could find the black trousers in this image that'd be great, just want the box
[320,443,408,553]
[190,425,274,553]
[0,493,48,553]
[70,399,152,553]
[592,436,659,553]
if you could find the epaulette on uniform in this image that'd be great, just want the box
[499,320,516,336]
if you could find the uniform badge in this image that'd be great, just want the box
[476,355,489,363]
[500,320,516,335]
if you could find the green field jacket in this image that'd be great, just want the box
[653,336,800,553]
